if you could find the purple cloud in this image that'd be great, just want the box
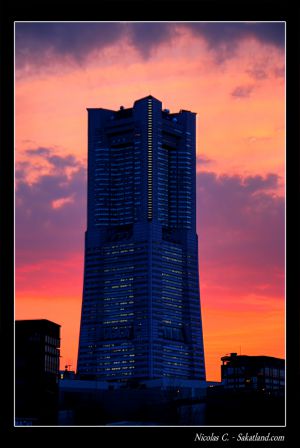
[197,172,285,298]
[16,150,86,267]
[197,154,213,165]
[242,173,279,192]
[16,147,284,302]
[185,22,285,49]
[24,147,81,170]
[48,154,79,169]
[15,22,285,70]
[231,85,255,98]
[246,67,268,80]
[26,147,51,156]
[188,23,284,64]
[15,22,125,70]
[127,23,176,58]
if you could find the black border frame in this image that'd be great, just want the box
[1,1,299,445]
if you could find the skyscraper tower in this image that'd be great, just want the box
[77,96,205,382]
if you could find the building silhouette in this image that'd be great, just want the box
[206,353,285,426]
[221,352,285,393]
[15,319,61,425]
[77,95,205,382]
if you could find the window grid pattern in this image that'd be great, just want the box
[78,97,205,381]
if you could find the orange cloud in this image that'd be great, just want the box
[52,195,74,209]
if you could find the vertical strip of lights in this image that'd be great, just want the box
[147,99,153,220]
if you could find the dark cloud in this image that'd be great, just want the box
[15,22,175,70]
[48,154,79,169]
[26,147,51,156]
[197,171,284,297]
[16,150,86,267]
[15,161,31,181]
[197,154,213,165]
[231,85,254,98]
[15,22,285,70]
[180,22,285,63]
[15,22,125,69]
[127,23,176,58]
[246,67,268,80]
[25,147,80,169]
[185,22,285,48]
[242,173,278,192]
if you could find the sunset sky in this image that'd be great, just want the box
[15,22,285,381]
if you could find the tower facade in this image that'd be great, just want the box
[77,96,205,381]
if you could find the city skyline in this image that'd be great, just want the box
[15,22,285,381]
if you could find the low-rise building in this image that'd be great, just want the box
[15,319,61,425]
[221,353,285,394]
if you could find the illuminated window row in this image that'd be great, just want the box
[147,100,153,219]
